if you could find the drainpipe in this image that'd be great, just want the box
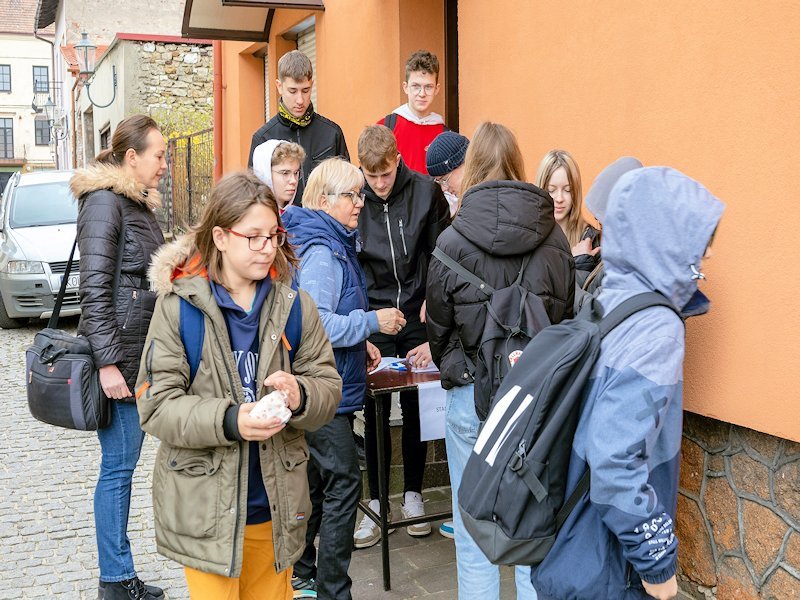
[33,27,57,168]
[71,78,79,168]
[213,40,223,182]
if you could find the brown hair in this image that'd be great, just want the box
[271,141,306,166]
[357,125,398,173]
[95,114,160,165]
[405,50,439,82]
[190,171,298,285]
[459,122,526,211]
[535,149,586,246]
[278,50,313,82]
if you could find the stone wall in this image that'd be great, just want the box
[676,412,799,599]
[132,41,213,132]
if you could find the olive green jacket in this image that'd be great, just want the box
[136,238,341,577]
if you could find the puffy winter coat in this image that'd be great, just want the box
[283,207,372,414]
[247,111,349,205]
[70,164,165,397]
[358,160,451,315]
[135,236,341,577]
[426,180,575,390]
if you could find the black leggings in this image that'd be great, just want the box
[364,317,428,498]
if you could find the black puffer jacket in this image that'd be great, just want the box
[71,164,165,400]
[358,160,451,316]
[426,180,575,389]
[247,110,350,205]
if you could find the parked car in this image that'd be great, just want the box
[0,170,79,328]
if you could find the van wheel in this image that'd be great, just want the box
[0,295,27,329]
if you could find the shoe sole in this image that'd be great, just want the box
[439,528,455,539]
[406,525,432,537]
[353,528,396,549]
[293,592,317,599]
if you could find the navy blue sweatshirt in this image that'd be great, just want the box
[211,278,272,524]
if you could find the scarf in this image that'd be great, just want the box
[279,99,314,129]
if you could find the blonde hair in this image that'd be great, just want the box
[358,125,398,173]
[459,122,526,212]
[190,171,298,285]
[278,50,313,81]
[272,142,306,166]
[535,149,585,246]
[303,158,365,210]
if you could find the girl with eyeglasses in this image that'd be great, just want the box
[281,158,405,598]
[135,170,341,600]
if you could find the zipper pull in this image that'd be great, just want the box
[517,440,527,459]
[383,203,389,223]
[28,370,32,384]
[132,290,138,300]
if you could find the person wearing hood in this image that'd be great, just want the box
[70,114,166,600]
[426,131,469,217]
[531,167,724,600]
[281,158,405,598]
[248,51,349,204]
[353,125,451,548]
[252,139,306,213]
[426,122,574,599]
[378,50,447,175]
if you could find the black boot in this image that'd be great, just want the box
[98,577,164,600]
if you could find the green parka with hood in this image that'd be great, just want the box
[135,236,341,578]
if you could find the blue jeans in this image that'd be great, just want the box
[446,384,537,600]
[95,400,145,582]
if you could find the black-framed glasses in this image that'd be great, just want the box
[328,191,366,207]
[226,227,287,251]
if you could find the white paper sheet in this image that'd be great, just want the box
[417,380,447,441]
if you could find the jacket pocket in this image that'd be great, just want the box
[312,145,334,162]
[279,436,312,535]
[154,446,224,539]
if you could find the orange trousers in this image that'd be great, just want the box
[184,521,292,600]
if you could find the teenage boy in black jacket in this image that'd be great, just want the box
[248,50,349,204]
[353,125,451,549]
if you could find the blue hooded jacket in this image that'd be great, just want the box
[532,167,724,599]
[283,207,377,414]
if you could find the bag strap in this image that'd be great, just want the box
[555,470,591,531]
[581,262,604,291]
[384,113,397,131]
[512,254,530,285]
[181,279,304,386]
[432,246,494,295]
[49,205,126,329]
[599,292,680,338]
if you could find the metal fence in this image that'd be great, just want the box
[157,128,214,234]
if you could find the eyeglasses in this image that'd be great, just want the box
[226,227,287,251]
[433,172,453,190]
[408,83,436,96]
[272,169,301,181]
[328,191,366,207]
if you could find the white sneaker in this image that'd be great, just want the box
[401,491,431,537]
[353,499,395,549]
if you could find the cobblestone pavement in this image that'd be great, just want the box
[0,318,187,599]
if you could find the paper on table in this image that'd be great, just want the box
[369,357,440,374]
[418,380,447,441]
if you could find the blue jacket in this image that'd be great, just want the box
[283,207,377,414]
[532,167,724,599]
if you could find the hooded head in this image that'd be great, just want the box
[252,139,305,209]
[585,156,643,224]
[601,167,724,313]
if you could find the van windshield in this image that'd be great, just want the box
[10,182,77,228]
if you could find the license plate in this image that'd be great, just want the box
[59,273,80,290]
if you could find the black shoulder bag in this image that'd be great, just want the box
[25,213,126,430]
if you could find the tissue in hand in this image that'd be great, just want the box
[250,390,292,424]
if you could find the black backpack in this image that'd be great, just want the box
[432,247,552,420]
[458,292,680,566]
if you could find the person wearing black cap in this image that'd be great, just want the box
[426,131,469,217]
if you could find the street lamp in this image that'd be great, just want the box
[43,95,68,141]
[75,31,117,109]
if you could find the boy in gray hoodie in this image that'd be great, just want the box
[532,167,724,600]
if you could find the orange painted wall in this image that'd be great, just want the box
[459,0,800,442]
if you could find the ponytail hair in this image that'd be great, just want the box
[94,114,160,165]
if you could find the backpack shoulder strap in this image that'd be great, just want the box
[599,292,681,339]
[284,279,303,365]
[432,246,495,295]
[384,113,397,131]
[179,297,205,385]
[555,470,591,531]
[512,254,531,285]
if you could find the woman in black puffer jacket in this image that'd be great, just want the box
[69,115,166,600]
[425,122,574,598]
